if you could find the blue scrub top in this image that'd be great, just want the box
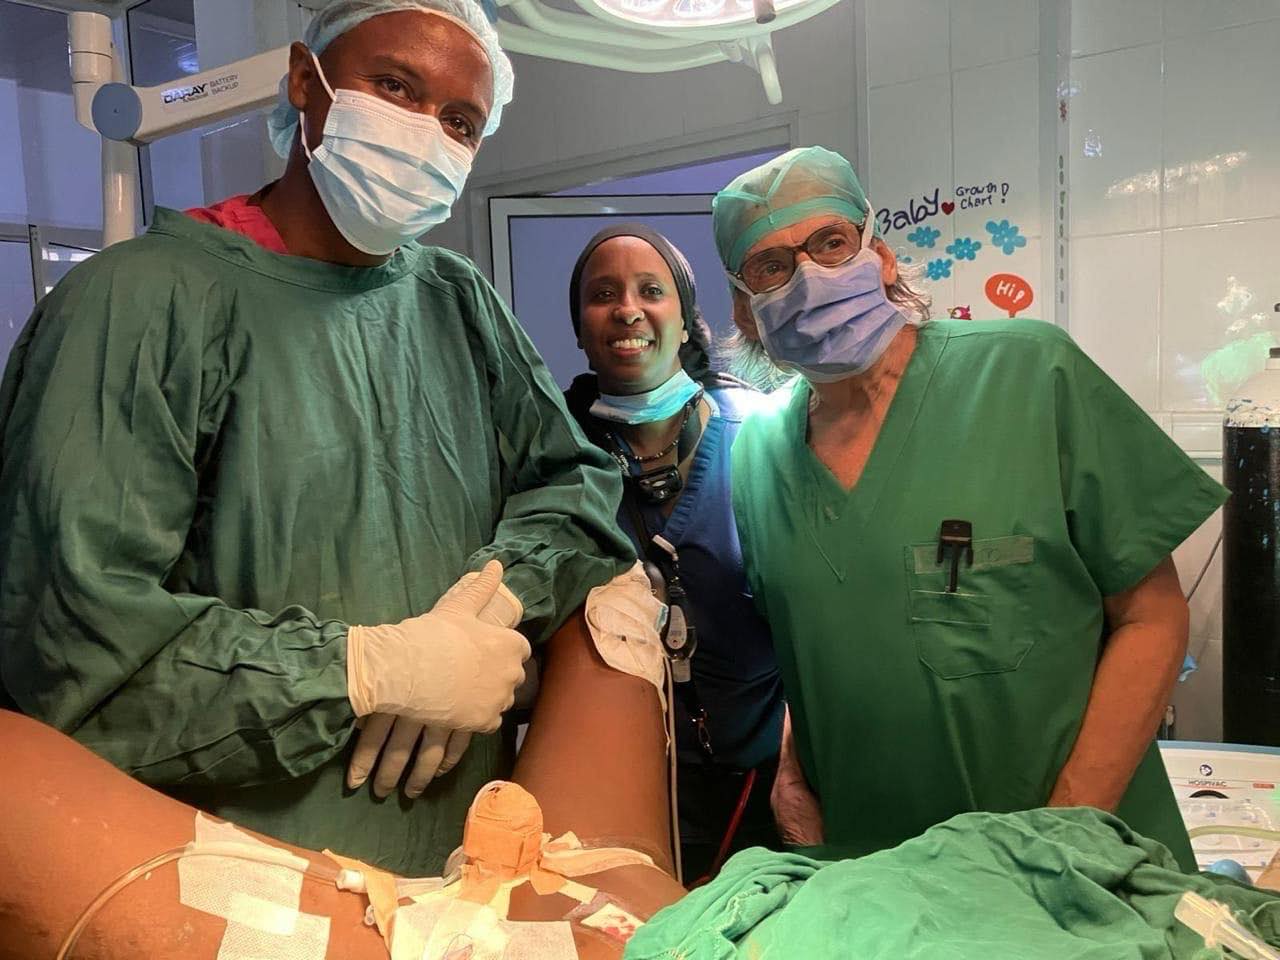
[618,385,785,770]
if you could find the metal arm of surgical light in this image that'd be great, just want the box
[69,11,288,246]
[68,12,138,246]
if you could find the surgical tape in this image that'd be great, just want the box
[181,813,305,929]
[216,912,331,960]
[386,903,578,960]
[390,898,508,960]
[178,813,330,960]
[585,562,669,712]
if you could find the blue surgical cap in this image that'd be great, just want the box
[712,146,879,273]
[266,0,514,158]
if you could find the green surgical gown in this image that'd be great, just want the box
[732,319,1227,872]
[0,208,633,875]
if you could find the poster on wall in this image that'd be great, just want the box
[877,179,1037,322]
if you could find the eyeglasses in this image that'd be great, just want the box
[736,221,862,294]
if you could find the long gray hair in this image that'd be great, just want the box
[722,261,933,391]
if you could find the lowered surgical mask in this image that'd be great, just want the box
[743,212,907,382]
[590,369,702,425]
[302,52,473,256]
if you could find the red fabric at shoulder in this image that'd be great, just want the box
[186,195,289,255]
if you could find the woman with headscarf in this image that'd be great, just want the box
[562,224,786,881]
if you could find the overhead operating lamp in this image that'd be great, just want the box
[490,0,842,105]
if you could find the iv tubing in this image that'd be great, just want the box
[1188,826,1280,842]
[667,662,683,884]
[1176,891,1280,960]
[55,841,341,960]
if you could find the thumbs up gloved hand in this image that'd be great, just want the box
[346,561,528,797]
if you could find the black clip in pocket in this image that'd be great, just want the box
[936,519,975,593]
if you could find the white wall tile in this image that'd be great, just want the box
[1164,0,1280,37]
[550,63,603,164]
[1169,415,1225,455]
[1070,0,1162,56]
[1163,20,1280,227]
[868,73,952,228]
[798,107,857,162]
[919,271,957,320]
[773,0,857,114]
[680,60,769,135]
[1068,233,1161,409]
[492,55,561,173]
[950,0,1038,70]
[571,68,648,160]
[893,225,956,321]
[866,0,951,87]
[952,56,1041,241]
[952,234,1041,321]
[1161,218,1280,411]
[1067,45,1163,236]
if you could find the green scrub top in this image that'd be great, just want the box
[0,208,634,875]
[732,319,1226,871]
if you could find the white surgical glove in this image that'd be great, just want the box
[347,565,525,798]
[346,561,529,799]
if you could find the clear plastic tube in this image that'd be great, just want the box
[56,841,340,960]
[667,661,683,884]
[1175,891,1280,960]
[1188,826,1280,842]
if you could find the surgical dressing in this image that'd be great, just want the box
[585,562,670,713]
[59,783,658,960]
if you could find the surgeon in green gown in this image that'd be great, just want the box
[713,147,1225,871]
[0,0,633,876]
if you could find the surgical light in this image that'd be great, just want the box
[488,0,844,105]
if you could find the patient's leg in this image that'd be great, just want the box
[0,613,683,959]
[511,612,684,924]
[0,707,382,959]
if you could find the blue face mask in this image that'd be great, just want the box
[745,230,907,383]
[302,52,473,256]
[590,369,703,425]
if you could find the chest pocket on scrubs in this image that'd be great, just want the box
[904,535,1038,680]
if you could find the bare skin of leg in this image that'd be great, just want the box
[0,613,685,960]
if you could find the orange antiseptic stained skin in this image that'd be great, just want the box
[464,782,545,875]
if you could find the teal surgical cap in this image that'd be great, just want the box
[267,0,515,158]
[712,146,879,273]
